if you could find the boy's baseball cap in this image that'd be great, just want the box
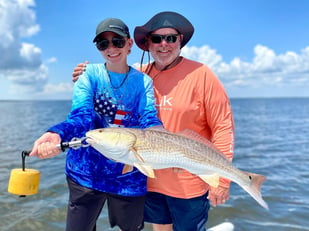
[93,18,130,42]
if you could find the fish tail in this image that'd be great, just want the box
[242,172,269,210]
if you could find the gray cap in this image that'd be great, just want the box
[134,11,194,51]
[93,18,130,42]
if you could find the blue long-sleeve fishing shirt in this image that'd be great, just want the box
[48,64,162,196]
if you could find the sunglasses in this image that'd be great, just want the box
[96,37,126,51]
[149,34,180,44]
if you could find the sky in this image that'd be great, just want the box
[0,0,309,100]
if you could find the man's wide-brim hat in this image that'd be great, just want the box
[134,11,194,51]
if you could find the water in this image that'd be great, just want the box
[0,98,308,231]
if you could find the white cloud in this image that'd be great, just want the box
[0,0,51,96]
[181,44,309,90]
[181,45,222,68]
[0,0,39,46]
[46,57,57,64]
[5,64,48,92]
[43,82,74,94]
[19,42,42,66]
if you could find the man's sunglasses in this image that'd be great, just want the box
[96,37,126,51]
[149,34,180,44]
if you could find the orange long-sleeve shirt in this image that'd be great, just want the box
[144,57,235,199]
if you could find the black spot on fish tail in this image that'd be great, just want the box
[243,171,268,209]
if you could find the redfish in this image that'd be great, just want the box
[86,127,268,209]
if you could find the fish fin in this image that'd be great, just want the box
[134,163,156,178]
[130,148,154,177]
[199,174,220,188]
[145,125,167,132]
[241,172,269,210]
[131,148,145,163]
[122,164,134,174]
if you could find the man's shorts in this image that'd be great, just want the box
[144,191,210,231]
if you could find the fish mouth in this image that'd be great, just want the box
[85,137,95,145]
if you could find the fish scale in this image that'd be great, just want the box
[136,129,236,176]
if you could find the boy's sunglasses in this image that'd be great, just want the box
[149,34,180,44]
[96,37,126,51]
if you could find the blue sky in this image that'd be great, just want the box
[1,0,309,100]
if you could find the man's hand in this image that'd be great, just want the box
[208,185,230,207]
[72,61,89,82]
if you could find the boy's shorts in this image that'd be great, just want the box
[144,191,210,231]
[66,177,145,231]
